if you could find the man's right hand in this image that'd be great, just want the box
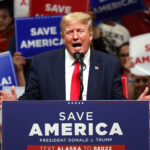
[0,86,17,110]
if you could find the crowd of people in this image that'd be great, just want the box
[0,0,150,149]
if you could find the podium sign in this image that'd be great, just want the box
[2,101,149,150]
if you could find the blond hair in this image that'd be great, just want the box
[60,12,93,35]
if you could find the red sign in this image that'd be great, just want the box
[27,145,125,150]
[121,75,129,99]
[30,0,90,16]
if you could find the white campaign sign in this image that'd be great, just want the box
[130,33,150,76]
[2,86,25,98]
[14,0,30,17]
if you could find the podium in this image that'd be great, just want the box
[2,100,149,150]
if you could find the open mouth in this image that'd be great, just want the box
[72,43,82,47]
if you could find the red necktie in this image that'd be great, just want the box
[70,61,80,100]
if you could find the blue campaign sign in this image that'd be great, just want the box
[15,15,65,59]
[90,0,146,24]
[0,52,18,90]
[2,101,149,150]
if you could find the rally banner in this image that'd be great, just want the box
[14,0,30,17]
[90,0,146,24]
[30,0,89,16]
[2,101,149,150]
[0,52,18,90]
[15,16,64,59]
[130,33,150,76]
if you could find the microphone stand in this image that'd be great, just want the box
[73,52,86,100]
[79,58,84,100]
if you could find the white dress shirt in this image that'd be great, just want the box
[65,48,90,101]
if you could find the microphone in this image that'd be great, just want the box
[73,52,84,63]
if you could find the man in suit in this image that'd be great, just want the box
[0,12,150,106]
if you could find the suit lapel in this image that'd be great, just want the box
[87,50,103,100]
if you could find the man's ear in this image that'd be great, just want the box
[61,32,65,44]
[89,32,93,41]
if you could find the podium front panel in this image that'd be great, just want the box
[2,101,149,150]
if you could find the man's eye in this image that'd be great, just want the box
[66,31,73,35]
[78,30,84,33]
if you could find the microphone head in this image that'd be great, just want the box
[74,52,84,62]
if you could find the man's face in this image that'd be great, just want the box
[133,75,150,97]
[61,22,93,56]
[0,9,12,32]
[118,45,129,67]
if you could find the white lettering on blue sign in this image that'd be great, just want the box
[59,112,93,121]
[0,76,12,86]
[29,122,123,136]
[28,112,123,136]
[94,0,137,13]
[30,27,57,36]
[20,38,63,48]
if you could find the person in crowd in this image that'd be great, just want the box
[7,0,31,86]
[7,35,31,86]
[0,0,14,53]
[117,42,131,72]
[91,23,108,54]
[117,42,134,99]
[96,20,130,57]
[88,11,108,54]
[7,35,29,87]
[13,52,26,86]
[0,12,150,107]
[0,1,14,144]
[133,75,150,99]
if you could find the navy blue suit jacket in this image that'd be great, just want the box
[19,49,126,100]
